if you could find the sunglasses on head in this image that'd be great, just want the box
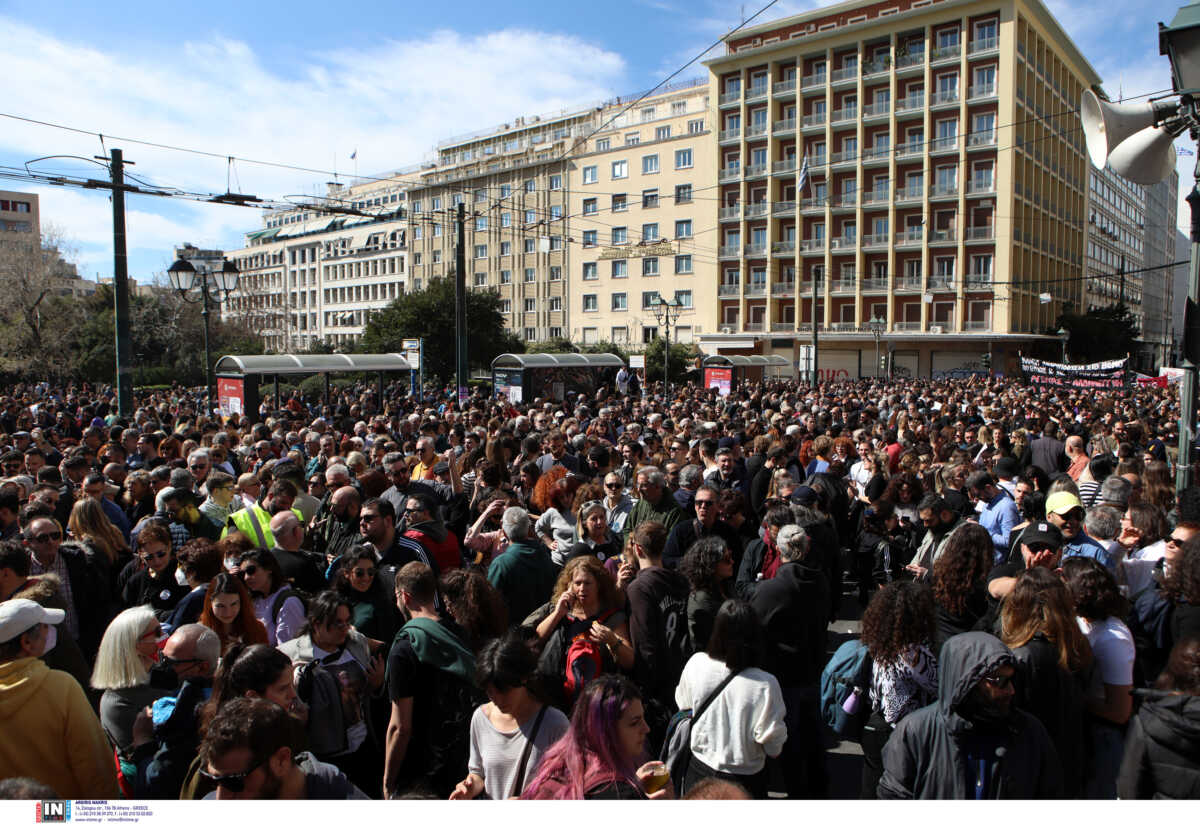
[199,754,272,793]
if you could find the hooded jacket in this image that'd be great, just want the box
[750,560,830,688]
[1117,689,1200,799]
[0,656,118,799]
[877,632,1063,799]
[405,519,461,572]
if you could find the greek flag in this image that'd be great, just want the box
[798,154,810,193]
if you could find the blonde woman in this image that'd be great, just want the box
[69,497,131,606]
[91,606,171,754]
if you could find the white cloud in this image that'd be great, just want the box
[0,18,630,278]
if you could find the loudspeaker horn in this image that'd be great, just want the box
[1080,89,1157,168]
[1107,123,1181,184]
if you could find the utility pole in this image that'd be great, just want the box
[1179,184,1200,493]
[1119,254,1126,305]
[811,271,819,385]
[110,149,133,417]
[454,202,468,406]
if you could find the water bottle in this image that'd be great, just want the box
[842,685,861,714]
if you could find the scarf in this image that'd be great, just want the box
[761,530,782,581]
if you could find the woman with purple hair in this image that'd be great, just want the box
[521,674,672,800]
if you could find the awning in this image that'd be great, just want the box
[702,354,791,367]
[491,353,625,369]
[246,227,280,241]
[214,353,412,376]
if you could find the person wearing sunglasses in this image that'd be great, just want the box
[602,472,633,536]
[199,697,367,799]
[333,546,396,647]
[878,631,1064,799]
[120,524,189,620]
[238,549,305,646]
[23,513,106,661]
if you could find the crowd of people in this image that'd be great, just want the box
[0,371,1196,802]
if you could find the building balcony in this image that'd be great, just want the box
[719,166,741,181]
[969,83,997,100]
[965,320,992,331]
[831,66,858,84]
[746,123,768,138]
[969,36,999,55]
[832,279,856,293]
[745,322,765,332]
[896,228,924,246]
[800,238,826,253]
[799,279,824,292]
[831,236,857,251]
[745,242,768,256]
[718,283,741,296]
[831,191,858,208]
[719,91,741,106]
[801,196,827,212]
[744,202,768,218]
[771,321,795,332]
[746,282,767,295]
[896,94,926,113]
[863,278,889,291]
[896,186,924,204]
[929,275,955,289]
[773,118,797,135]
[801,74,826,90]
[774,78,797,96]
[930,89,960,107]
[719,205,741,221]
[746,84,769,100]
[967,178,996,195]
[929,228,957,244]
[896,143,923,160]
[830,149,858,166]
[773,158,797,175]
[964,226,994,242]
[832,107,858,124]
[862,145,891,164]
[863,233,888,249]
[930,136,959,154]
[896,278,923,292]
[802,112,827,129]
[930,183,959,198]
[863,101,891,119]
[967,131,997,149]
[744,164,768,180]
[862,188,890,206]
[864,59,890,77]
[718,245,740,258]
[965,276,993,289]
[895,53,925,71]
[772,240,796,255]
[930,44,961,63]
[719,128,742,143]
[831,322,859,331]
[772,281,796,296]
[894,320,922,330]
[808,155,827,172]
[774,200,796,215]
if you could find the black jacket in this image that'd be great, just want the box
[55,544,109,662]
[1117,689,1200,799]
[662,518,743,571]
[878,632,1064,799]
[1009,635,1088,797]
[750,561,829,688]
[931,579,991,657]
[626,566,691,705]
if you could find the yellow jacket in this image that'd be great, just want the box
[0,656,118,799]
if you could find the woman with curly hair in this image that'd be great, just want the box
[1063,557,1134,798]
[533,468,580,566]
[858,581,938,799]
[879,472,922,525]
[1001,567,1093,797]
[1158,535,1200,670]
[679,537,733,651]
[440,567,509,653]
[930,522,993,654]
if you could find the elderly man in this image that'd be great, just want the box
[1065,435,1090,481]
[313,485,361,561]
[1045,491,1112,569]
[663,484,743,570]
[485,507,558,626]
[268,511,326,593]
[622,467,683,544]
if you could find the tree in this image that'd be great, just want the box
[356,277,523,381]
[580,340,629,361]
[0,229,82,377]
[527,338,578,354]
[1054,304,1140,363]
[641,336,691,383]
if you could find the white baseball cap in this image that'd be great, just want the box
[0,599,64,643]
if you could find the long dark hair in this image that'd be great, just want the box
[706,599,764,672]
[199,643,292,735]
[474,628,547,701]
[932,523,993,614]
[440,568,508,652]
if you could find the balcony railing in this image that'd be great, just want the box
[800,239,826,252]
[746,123,768,137]
[930,136,959,152]
[965,320,992,331]
[965,276,993,289]
[896,186,924,203]
[772,240,797,254]
[896,94,925,112]
[969,83,996,100]
[896,228,924,245]
[831,236,857,250]
[773,159,797,174]
[862,145,891,162]
[772,281,796,296]
[719,91,740,105]
[896,143,924,159]
[831,66,858,83]
[964,226,994,241]
[745,242,768,256]
[930,44,961,62]
[774,78,797,95]
[930,183,958,197]
[718,283,741,296]
[969,36,999,54]
[967,179,995,194]
[830,149,858,165]
[745,163,767,177]
[862,188,890,205]
[863,233,888,248]
[930,89,960,106]
[719,205,741,220]
[894,321,922,330]
[832,279,856,293]
[719,166,741,181]
[968,131,997,148]
[928,275,955,289]
[773,200,796,215]
[771,322,794,332]
[718,128,742,142]
[744,202,768,217]
[896,52,925,69]
[800,74,826,89]
[863,101,891,118]
[746,283,767,295]
[832,107,858,123]
[929,228,957,243]
[745,322,765,332]
[862,278,889,291]
[831,322,859,331]
[773,118,797,133]
[746,84,769,99]
[896,278,923,291]
[718,245,740,258]
[831,191,858,207]
[802,112,827,128]
[864,59,890,76]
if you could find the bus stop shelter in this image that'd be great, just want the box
[491,353,626,402]
[213,353,412,421]
[701,354,792,394]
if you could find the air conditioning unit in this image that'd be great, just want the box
[930,325,945,334]
[720,325,735,333]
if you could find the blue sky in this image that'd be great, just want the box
[0,0,1193,282]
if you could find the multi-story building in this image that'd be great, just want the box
[567,80,715,348]
[1085,166,1146,323]
[1141,175,1179,369]
[701,0,1100,379]
[0,190,38,236]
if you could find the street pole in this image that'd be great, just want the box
[454,203,468,406]
[811,270,819,385]
[664,307,671,397]
[110,149,133,417]
[1178,181,1200,493]
[200,269,212,417]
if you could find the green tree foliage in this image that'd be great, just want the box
[1054,304,1140,363]
[526,338,578,354]
[356,277,523,381]
[641,336,691,383]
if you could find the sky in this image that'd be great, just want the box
[0,0,1194,283]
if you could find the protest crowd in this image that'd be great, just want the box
[0,369,1198,802]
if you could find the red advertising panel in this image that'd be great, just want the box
[704,367,733,396]
[217,377,245,417]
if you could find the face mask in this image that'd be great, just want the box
[40,625,57,657]
[175,567,189,586]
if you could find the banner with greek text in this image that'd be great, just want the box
[1019,356,1130,390]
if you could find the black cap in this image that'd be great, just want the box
[1018,520,1063,551]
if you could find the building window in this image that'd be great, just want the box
[613,259,628,278]
[475,216,488,231]
[474,244,487,259]
[641,106,656,122]
[582,327,598,344]
[625,133,640,146]
[688,118,704,134]
[524,268,536,282]
[524,209,536,224]
[583,198,598,215]
[524,328,537,341]
[643,257,659,276]
[642,189,659,208]
[642,290,661,309]
[643,223,659,241]
[524,238,535,253]
[523,298,536,312]
[433,224,442,237]
[432,250,442,263]
[549,326,563,338]
[674,290,693,308]
[583,262,598,280]
[500,270,512,284]
[612,227,628,244]
[432,197,442,210]
[612,293,628,311]
[675,220,693,239]
[550,236,563,251]
[550,296,562,311]
[672,100,687,116]
[613,194,627,212]
[582,166,598,184]
[612,160,628,179]
[549,174,562,190]
[524,180,535,193]
[642,154,660,174]
[583,230,598,247]
[674,254,693,274]
[501,212,512,227]
[550,205,563,221]
[500,241,512,256]
[612,326,629,343]
[656,125,671,141]
[675,148,693,169]
[675,184,693,204]
[500,299,511,313]
[550,265,562,281]
[413,252,423,265]
[474,272,487,286]
[583,294,598,312]
[596,138,610,152]
[499,184,512,198]
[474,189,487,203]
[643,327,658,343]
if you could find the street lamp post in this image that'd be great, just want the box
[167,256,240,416]
[650,296,681,396]
[1057,326,1070,363]
[868,315,885,379]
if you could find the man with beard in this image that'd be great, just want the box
[201,697,366,800]
[877,631,1063,799]
[401,492,461,572]
[313,486,362,563]
[907,494,963,578]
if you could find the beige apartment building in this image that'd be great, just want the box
[0,190,39,236]
[702,0,1102,379]
[566,80,715,348]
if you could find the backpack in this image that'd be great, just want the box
[294,656,348,758]
[820,638,873,739]
[562,608,619,702]
[269,585,310,628]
